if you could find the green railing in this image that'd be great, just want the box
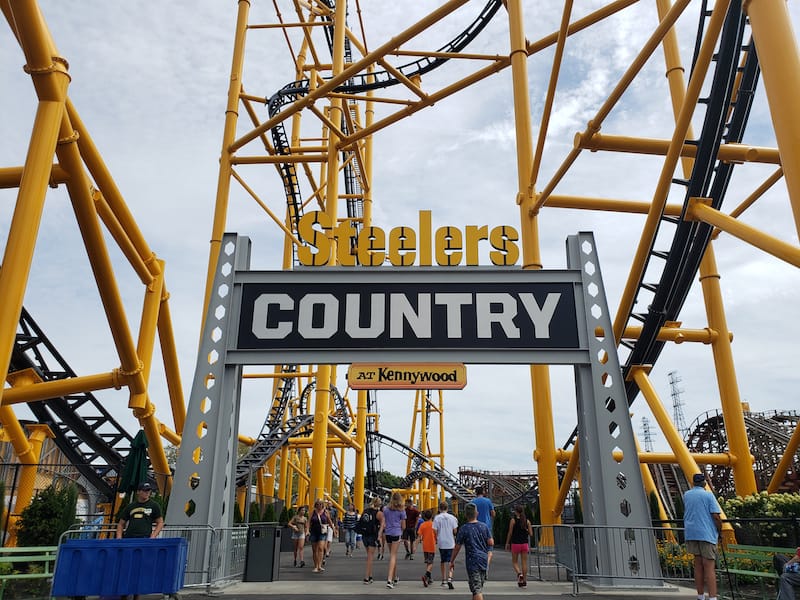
[0,546,58,600]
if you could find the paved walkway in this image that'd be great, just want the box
[175,540,684,599]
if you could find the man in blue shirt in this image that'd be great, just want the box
[471,486,495,571]
[450,502,493,600]
[684,473,722,600]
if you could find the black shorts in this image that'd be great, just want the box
[402,527,416,541]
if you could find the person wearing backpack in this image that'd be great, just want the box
[360,497,385,584]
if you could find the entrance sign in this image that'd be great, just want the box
[232,268,586,364]
[168,232,664,588]
[348,363,467,390]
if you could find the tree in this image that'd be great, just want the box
[263,503,276,522]
[17,482,78,547]
[373,470,404,490]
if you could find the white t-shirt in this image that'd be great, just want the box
[433,511,459,549]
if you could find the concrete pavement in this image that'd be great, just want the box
[175,539,685,599]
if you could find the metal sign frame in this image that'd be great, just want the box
[167,231,663,587]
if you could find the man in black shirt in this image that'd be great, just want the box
[116,482,164,539]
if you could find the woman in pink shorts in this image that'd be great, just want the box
[504,504,533,587]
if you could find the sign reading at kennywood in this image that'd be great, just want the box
[231,267,587,365]
[348,363,468,390]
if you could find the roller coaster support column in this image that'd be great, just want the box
[769,421,800,493]
[631,366,736,541]
[0,3,71,543]
[354,390,367,512]
[698,248,757,495]
[310,0,347,501]
[744,0,800,237]
[202,0,249,320]
[506,0,559,540]
[631,367,711,480]
[351,81,375,513]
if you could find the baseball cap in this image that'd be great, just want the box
[137,482,153,491]
[692,473,706,485]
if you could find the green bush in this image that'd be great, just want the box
[720,492,800,545]
[263,503,276,522]
[16,482,78,547]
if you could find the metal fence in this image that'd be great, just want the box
[59,523,250,592]
[532,524,693,595]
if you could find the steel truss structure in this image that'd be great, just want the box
[2,0,800,554]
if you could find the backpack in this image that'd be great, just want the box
[355,508,377,535]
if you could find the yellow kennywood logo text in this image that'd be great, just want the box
[348,363,467,390]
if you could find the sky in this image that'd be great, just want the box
[1,1,799,482]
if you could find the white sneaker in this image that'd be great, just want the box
[386,581,394,589]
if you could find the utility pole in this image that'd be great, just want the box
[640,416,654,452]
[669,371,688,439]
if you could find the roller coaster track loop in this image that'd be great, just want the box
[264,0,503,245]
[564,0,756,450]
[265,0,504,117]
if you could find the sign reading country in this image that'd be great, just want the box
[233,268,583,363]
[348,363,467,390]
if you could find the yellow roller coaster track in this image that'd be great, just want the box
[2,0,800,544]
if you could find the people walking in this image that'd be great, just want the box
[382,491,407,588]
[433,500,459,588]
[450,502,494,600]
[417,509,436,587]
[403,498,420,559]
[361,497,385,585]
[342,504,359,556]
[504,504,532,586]
[472,486,495,572]
[288,505,308,567]
[324,499,338,559]
[308,499,334,573]
[683,472,722,600]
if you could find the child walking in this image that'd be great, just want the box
[450,502,493,600]
[417,509,435,586]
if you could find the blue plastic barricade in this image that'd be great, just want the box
[52,537,188,597]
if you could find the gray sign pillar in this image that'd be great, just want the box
[567,232,663,588]
[166,233,250,583]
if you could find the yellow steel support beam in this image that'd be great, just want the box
[203,0,250,321]
[3,370,121,405]
[310,0,348,502]
[686,198,800,268]
[536,0,693,212]
[0,1,70,487]
[0,165,68,188]
[743,0,800,238]
[698,249,757,495]
[555,448,737,466]
[619,324,723,344]
[768,420,800,493]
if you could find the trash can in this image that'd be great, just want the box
[51,537,188,597]
[243,525,281,582]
